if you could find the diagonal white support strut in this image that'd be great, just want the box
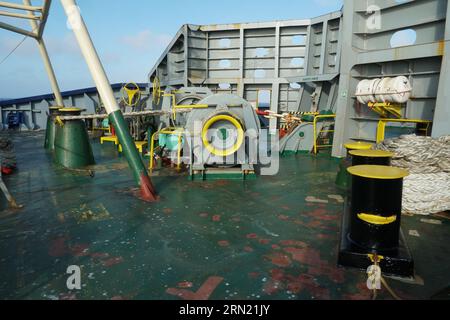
[60,0,157,201]
[22,0,64,107]
[60,0,120,115]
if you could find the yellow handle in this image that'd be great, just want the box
[358,213,397,225]
[55,116,64,127]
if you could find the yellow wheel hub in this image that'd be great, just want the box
[121,82,141,107]
[202,115,244,157]
[152,77,162,105]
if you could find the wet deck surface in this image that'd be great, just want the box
[1,131,449,300]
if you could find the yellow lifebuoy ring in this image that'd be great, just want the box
[201,115,244,157]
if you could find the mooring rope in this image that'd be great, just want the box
[376,135,450,215]
[57,109,192,121]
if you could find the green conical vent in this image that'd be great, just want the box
[44,107,62,150]
[335,160,351,190]
[54,108,95,169]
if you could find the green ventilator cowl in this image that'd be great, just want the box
[44,107,62,150]
[335,160,350,189]
[54,108,95,168]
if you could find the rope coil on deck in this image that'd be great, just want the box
[376,135,450,215]
[403,173,450,215]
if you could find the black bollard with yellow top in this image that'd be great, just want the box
[350,149,393,166]
[338,164,414,278]
[54,108,95,169]
[44,107,63,150]
[335,141,373,190]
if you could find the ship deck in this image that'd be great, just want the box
[0,131,449,300]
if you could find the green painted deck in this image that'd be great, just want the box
[0,131,449,300]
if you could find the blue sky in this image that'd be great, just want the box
[0,0,342,99]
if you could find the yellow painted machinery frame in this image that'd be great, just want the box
[149,127,185,172]
[313,114,336,154]
[376,119,432,143]
[161,93,209,121]
[100,125,119,145]
[118,141,147,154]
[151,77,209,121]
[368,102,403,119]
[100,135,119,145]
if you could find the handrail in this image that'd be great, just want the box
[149,127,185,172]
[313,114,336,154]
[376,118,432,143]
[162,93,209,121]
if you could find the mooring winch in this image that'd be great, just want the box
[183,93,261,179]
[149,91,262,179]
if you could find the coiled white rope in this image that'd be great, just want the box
[57,109,192,121]
[376,135,450,215]
[403,173,450,215]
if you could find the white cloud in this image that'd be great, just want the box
[102,51,122,64]
[0,33,82,61]
[0,35,38,58]
[313,0,342,8]
[46,33,82,56]
[120,30,172,52]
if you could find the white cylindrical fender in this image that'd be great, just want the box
[389,76,412,104]
[356,79,380,104]
[374,77,392,103]
[357,76,412,104]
